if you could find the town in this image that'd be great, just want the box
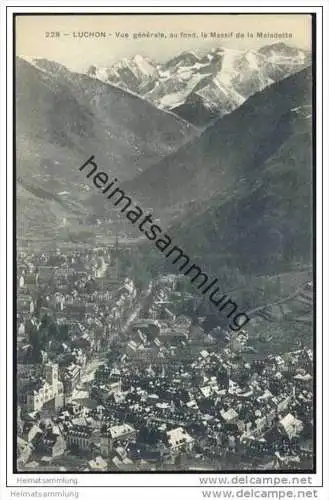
[16,243,314,472]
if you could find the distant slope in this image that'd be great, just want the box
[169,97,313,275]
[123,67,312,219]
[16,57,196,238]
[17,57,196,181]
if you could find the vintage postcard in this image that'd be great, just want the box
[6,8,321,488]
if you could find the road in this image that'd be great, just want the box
[71,281,153,401]
[121,281,153,334]
[71,355,106,401]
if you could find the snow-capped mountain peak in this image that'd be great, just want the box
[84,43,310,127]
[87,54,158,92]
[132,54,157,76]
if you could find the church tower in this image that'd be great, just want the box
[44,362,58,387]
[113,233,119,280]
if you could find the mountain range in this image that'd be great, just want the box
[87,43,310,126]
[16,49,313,275]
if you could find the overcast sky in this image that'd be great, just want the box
[16,14,312,72]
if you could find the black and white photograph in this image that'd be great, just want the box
[10,11,318,479]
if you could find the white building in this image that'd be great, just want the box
[166,427,194,453]
[26,363,63,412]
[279,413,304,440]
[67,426,92,451]
[100,424,136,456]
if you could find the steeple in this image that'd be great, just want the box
[115,233,119,255]
[112,230,120,280]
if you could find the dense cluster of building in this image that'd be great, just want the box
[16,246,314,472]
